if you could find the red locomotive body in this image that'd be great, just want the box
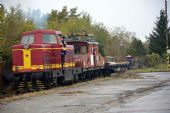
[11,30,107,90]
[67,41,105,69]
[12,30,75,74]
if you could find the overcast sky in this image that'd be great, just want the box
[1,0,170,41]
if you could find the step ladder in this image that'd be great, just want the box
[16,81,26,94]
[36,80,46,90]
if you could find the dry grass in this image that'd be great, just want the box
[112,71,142,79]
[132,64,170,73]
[0,90,50,104]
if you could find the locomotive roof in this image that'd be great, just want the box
[67,40,99,45]
[22,30,62,36]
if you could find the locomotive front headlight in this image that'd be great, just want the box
[15,66,19,71]
[36,65,40,69]
[23,43,29,49]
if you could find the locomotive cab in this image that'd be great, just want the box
[11,30,107,91]
[12,30,75,74]
[67,37,105,69]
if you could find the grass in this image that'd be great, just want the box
[114,71,142,79]
[0,90,50,104]
[132,63,170,73]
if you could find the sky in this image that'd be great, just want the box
[1,0,170,42]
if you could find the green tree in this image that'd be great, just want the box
[60,13,92,34]
[58,6,68,23]
[92,23,109,56]
[69,7,80,18]
[0,4,5,23]
[127,37,146,57]
[145,53,161,67]
[148,10,170,56]
[47,7,138,57]
[0,4,5,89]
[110,27,135,58]
[1,6,35,60]
[47,10,59,29]
[47,7,110,56]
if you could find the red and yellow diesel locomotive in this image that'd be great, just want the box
[12,30,106,90]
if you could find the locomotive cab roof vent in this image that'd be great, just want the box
[65,32,96,42]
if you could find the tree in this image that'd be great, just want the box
[47,7,111,56]
[47,7,140,57]
[110,27,135,58]
[148,10,170,56]
[58,6,68,23]
[0,4,5,23]
[0,4,5,89]
[69,7,79,18]
[145,53,161,67]
[47,10,59,30]
[1,6,35,60]
[127,37,146,57]
[92,23,109,56]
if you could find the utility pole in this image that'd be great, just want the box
[165,0,170,67]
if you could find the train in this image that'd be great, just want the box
[11,30,131,91]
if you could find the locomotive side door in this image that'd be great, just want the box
[90,44,97,67]
[90,45,94,66]
[92,45,97,67]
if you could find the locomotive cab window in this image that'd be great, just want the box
[43,34,57,44]
[81,46,87,54]
[74,45,80,54]
[74,45,87,54]
[21,35,34,44]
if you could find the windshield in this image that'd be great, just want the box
[21,35,34,44]
[43,34,57,43]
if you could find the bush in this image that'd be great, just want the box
[162,52,167,63]
[145,53,161,67]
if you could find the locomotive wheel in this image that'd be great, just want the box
[13,75,20,90]
[86,72,92,80]
[99,70,103,77]
[73,74,79,83]
[57,76,64,85]
[53,77,58,87]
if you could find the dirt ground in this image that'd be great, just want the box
[0,72,170,113]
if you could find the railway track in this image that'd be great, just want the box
[0,70,116,98]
